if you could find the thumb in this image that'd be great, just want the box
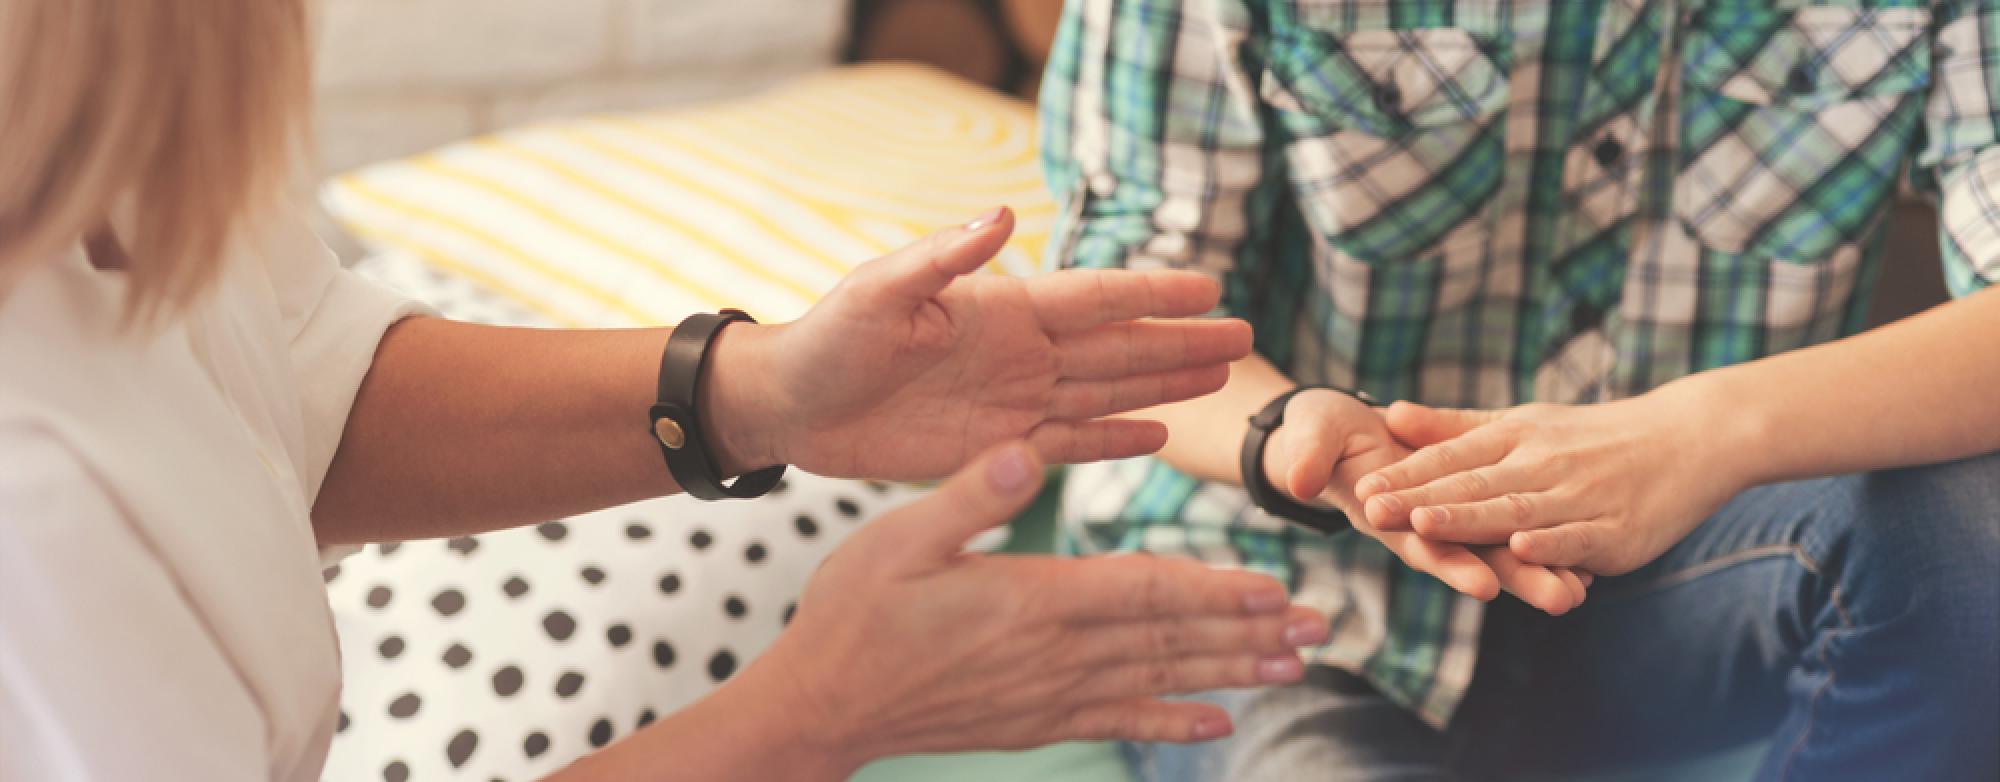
[856,206,1015,308]
[1384,401,1502,448]
[888,440,1045,562]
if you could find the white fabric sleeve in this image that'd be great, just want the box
[259,210,433,565]
[0,424,268,781]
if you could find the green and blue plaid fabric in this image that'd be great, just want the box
[1040,0,2000,726]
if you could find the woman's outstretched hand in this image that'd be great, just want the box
[571,443,1327,781]
[706,207,1253,479]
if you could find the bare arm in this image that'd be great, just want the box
[1691,285,2000,485]
[1138,353,1294,485]
[311,317,764,543]
[311,211,1252,544]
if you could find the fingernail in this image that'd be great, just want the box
[1370,494,1404,519]
[1355,475,1387,498]
[1283,618,1328,647]
[1243,589,1288,615]
[1257,655,1304,683]
[963,206,1006,232]
[1414,506,1448,529]
[1192,716,1234,740]
[985,444,1035,495]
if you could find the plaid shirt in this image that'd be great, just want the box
[1040,0,2000,726]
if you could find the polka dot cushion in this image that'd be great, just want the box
[322,475,924,781]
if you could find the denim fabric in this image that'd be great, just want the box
[1125,452,2000,780]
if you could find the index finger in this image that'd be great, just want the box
[1357,430,1513,528]
[1027,269,1223,333]
[1041,555,1293,624]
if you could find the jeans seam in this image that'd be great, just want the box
[1776,550,1853,781]
[1601,543,1800,598]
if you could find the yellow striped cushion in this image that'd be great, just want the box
[322,64,1055,328]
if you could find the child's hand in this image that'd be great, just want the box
[1262,389,1590,615]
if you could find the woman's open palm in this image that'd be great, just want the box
[762,208,1252,479]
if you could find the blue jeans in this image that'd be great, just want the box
[1126,453,2000,781]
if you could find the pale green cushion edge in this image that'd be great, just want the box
[855,741,1134,782]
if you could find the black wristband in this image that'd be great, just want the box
[649,310,787,500]
[1239,385,1380,535]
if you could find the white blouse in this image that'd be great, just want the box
[0,211,421,781]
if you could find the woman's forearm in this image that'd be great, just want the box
[1663,285,2000,486]
[312,316,782,545]
[1136,353,1297,486]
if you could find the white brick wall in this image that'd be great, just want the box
[312,0,846,179]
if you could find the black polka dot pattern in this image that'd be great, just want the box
[447,729,479,768]
[384,760,410,782]
[542,610,576,641]
[554,671,585,698]
[321,447,926,781]
[432,589,466,617]
[708,650,737,682]
[492,666,524,697]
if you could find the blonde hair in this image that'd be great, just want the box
[0,0,311,318]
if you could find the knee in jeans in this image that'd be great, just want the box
[1838,451,2000,650]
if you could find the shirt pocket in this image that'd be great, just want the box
[1675,5,1931,263]
[1263,27,1512,264]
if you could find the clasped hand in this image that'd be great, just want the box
[1353,397,1741,577]
[1274,391,1745,613]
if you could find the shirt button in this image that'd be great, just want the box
[1592,137,1625,167]
[1374,83,1403,113]
[1787,64,1816,93]
[1571,303,1605,334]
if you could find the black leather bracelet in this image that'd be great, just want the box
[1239,385,1380,535]
[649,310,787,500]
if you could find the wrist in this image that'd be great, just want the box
[701,322,789,475]
[600,663,862,782]
[721,645,872,779]
[1648,371,1775,491]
